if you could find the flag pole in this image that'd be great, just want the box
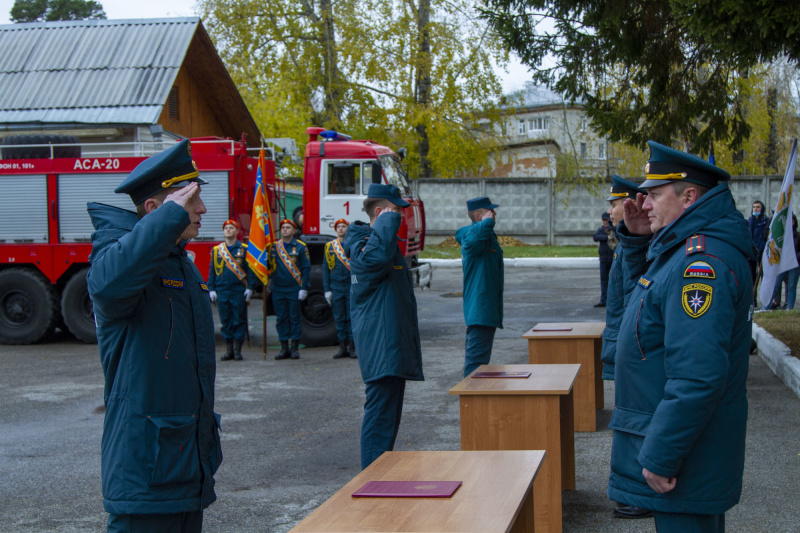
[261,140,268,361]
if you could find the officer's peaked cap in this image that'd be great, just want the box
[607,175,642,201]
[115,139,207,205]
[367,183,410,207]
[466,196,499,211]
[640,141,730,190]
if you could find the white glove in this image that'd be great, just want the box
[244,289,253,302]
[209,290,217,303]
[325,291,333,305]
[298,289,308,301]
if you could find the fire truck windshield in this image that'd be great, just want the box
[379,155,411,196]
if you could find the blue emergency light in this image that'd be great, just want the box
[319,130,352,142]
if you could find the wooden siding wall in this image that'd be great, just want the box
[157,64,226,139]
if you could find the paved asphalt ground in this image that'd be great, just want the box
[1,266,799,532]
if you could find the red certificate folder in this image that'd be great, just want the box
[472,371,531,378]
[352,480,462,498]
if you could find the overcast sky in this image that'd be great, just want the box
[0,0,534,93]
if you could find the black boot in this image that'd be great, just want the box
[233,338,244,361]
[333,340,348,359]
[275,340,290,360]
[220,339,234,361]
[613,505,653,519]
[348,339,357,359]
[290,340,301,359]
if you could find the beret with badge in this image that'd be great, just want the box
[640,140,730,190]
[115,139,207,205]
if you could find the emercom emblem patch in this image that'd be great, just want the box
[682,283,713,318]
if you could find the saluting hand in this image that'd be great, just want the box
[623,193,652,235]
[481,210,496,221]
[164,182,200,211]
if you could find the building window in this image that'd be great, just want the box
[528,116,549,131]
[581,116,587,131]
[518,119,526,135]
[580,142,588,159]
[168,86,179,119]
[598,143,606,160]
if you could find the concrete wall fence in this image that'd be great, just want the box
[414,176,790,246]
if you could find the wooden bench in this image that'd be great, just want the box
[289,450,546,533]
[523,322,605,432]
[449,364,579,533]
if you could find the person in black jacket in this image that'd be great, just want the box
[748,200,771,304]
[592,212,614,307]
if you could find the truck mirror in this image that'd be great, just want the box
[397,147,407,161]
[371,161,383,184]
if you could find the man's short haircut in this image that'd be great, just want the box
[467,210,480,222]
[752,200,765,210]
[364,197,392,220]
[135,188,171,218]
[671,180,709,199]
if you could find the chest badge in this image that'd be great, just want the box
[682,283,713,318]
[161,277,185,289]
[684,261,716,279]
[637,276,654,289]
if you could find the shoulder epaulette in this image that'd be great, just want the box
[686,234,705,255]
[297,239,307,246]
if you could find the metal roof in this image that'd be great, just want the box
[0,18,199,125]
[505,82,585,110]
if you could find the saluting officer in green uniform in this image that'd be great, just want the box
[455,196,503,378]
[601,175,653,520]
[608,141,754,532]
[88,139,222,532]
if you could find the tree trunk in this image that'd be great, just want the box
[415,0,432,178]
[766,87,778,174]
[320,0,342,128]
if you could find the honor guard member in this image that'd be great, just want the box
[455,196,503,377]
[269,218,311,359]
[608,141,754,532]
[344,183,423,469]
[323,218,356,359]
[601,175,653,520]
[87,139,222,532]
[208,220,256,361]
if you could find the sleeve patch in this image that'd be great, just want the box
[637,276,654,289]
[682,283,713,318]
[684,261,716,279]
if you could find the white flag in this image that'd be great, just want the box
[760,138,798,309]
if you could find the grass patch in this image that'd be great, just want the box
[754,309,800,359]
[419,244,597,260]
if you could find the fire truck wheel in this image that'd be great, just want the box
[61,268,97,344]
[0,268,59,345]
[0,134,81,159]
[299,290,338,346]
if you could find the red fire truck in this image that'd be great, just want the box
[0,128,429,346]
